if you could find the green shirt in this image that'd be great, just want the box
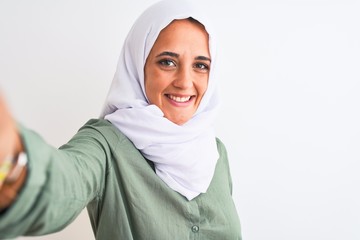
[0,119,241,239]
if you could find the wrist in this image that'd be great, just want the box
[0,152,28,210]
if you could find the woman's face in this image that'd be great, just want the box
[144,19,211,125]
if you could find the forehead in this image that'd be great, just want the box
[160,18,207,37]
[149,19,210,55]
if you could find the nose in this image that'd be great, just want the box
[173,66,193,89]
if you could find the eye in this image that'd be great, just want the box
[158,59,176,68]
[194,62,210,72]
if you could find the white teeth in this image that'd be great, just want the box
[168,95,191,102]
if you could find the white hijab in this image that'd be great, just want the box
[100,0,220,200]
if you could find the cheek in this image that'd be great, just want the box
[144,65,156,100]
[145,82,157,104]
[198,78,209,97]
[145,74,164,104]
[146,70,168,91]
[144,77,155,104]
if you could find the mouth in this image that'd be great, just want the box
[166,94,194,103]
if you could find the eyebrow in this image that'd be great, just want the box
[156,51,179,58]
[195,56,211,62]
[156,51,211,62]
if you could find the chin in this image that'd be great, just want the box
[167,116,190,126]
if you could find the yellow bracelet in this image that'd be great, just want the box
[0,155,13,189]
[0,161,27,210]
[0,153,28,189]
[0,153,28,210]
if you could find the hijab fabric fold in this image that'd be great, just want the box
[100,0,220,200]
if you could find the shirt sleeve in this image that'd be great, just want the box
[0,120,111,238]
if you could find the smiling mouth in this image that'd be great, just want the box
[166,94,193,103]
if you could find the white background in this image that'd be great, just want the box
[1,0,359,239]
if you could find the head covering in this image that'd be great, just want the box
[100,0,220,200]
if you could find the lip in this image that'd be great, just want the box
[165,94,195,107]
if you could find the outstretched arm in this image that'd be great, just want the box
[0,94,110,238]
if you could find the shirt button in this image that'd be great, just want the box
[191,225,199,233]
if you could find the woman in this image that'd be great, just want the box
[0,0,241,239]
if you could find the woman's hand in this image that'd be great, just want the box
[0,94,23,164]
[0,93,25,210]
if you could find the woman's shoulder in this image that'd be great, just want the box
[78,118,130,145]
[215,137,227,155]
[215,137,231,168]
